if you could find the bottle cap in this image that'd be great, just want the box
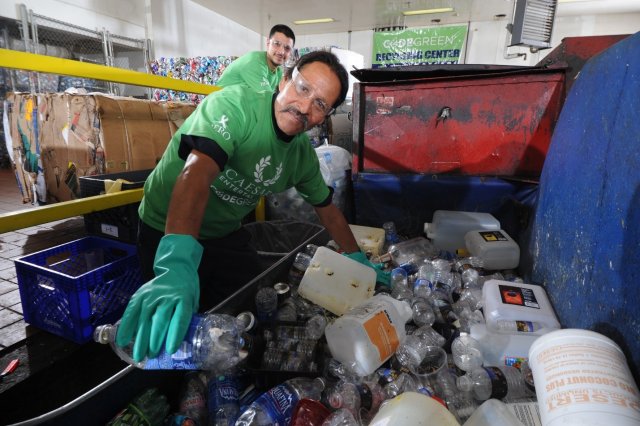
[236,311,256,332]
[273,282,291,303]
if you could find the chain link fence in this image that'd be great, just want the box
[0,7,150,167]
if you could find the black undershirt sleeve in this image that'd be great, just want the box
[178,134,229,170]
[312,186,334,207]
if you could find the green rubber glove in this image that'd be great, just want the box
[116,234,203,362]
[344,251,391,287]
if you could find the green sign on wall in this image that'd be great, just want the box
[372,24,468,68]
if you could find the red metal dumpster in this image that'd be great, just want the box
[352,68,565,177]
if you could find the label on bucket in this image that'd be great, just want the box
[363,310,399,362]
[529,329,640,426]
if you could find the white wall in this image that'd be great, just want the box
[0,0,146,39]
[149,0,261,58]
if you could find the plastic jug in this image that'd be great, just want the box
[325,294,412,376]
[348,224,385,257]
[462,399,525,426]
[469,323,539,367]
[464,229,520,270]
[482,280,560,336]
[424,211,500,253]
[369,392,460,426]
[298,246,376,316]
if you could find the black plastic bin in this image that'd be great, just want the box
[79,170,152,243]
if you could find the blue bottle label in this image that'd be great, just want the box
[143,316,201,369]
[254,383,299,426]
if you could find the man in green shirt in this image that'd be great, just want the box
[116,51,384,362]
[216,24,295,91]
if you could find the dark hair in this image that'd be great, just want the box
[287,50,349,110]
[269,24,295,45]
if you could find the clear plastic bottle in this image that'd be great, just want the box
[95,314,246,371]
[276,297,298,322]
[234,377,325,426]
[413,264,433,299]
[382,221,401,253]
[207,372,240,426]
[326,379,386,423]
[429,270,461,329]
[288,251,313,287]
[390,267,413,303]
[454,257,485,287]
[451,333,484,372]
[305,314,328,340]
[375,237,436,270]
[107,387,170,426]
[321,408,359,426]
[456,365,527,401]
[255,286,278,324]
[394,325,446,371]
[411,297,436,327]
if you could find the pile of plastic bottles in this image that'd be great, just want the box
[102,221,553,425]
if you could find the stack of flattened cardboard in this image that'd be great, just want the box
[4,92,195,204]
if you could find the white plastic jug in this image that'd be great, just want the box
[424,210,500,253]
[369,392,460,426]
[325,294,412,376]
[482,280,561,336]
[348,224,385,257]
[464,229,520,270]
[462,399,525,426]
[298,246,375,316]
[469,323,540,367]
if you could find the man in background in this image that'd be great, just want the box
[216,24,295,91]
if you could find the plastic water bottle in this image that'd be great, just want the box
[207,372,240,426]
[325,379,386,423]
[288,252,313,287]
[413,264,433,299]
[456,365,527,401]
[234,377,325,425]
[382,221,401,253]
[375,237,436,271]
[411,297,436,326]
[394,325,446,370]
[95,313,247,371]
[451,334,484,372]
[305,314,328,340]
[255,287,278,324]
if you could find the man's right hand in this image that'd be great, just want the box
[116,234,203,362]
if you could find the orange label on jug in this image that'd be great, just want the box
[363,310,399,362]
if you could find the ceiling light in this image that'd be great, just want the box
[402,7,455,16]
[293,18,335,25]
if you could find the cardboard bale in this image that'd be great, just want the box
[6,92,196,203]
[4,93,41,204]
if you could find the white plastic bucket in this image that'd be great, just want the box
[528,329,640,426]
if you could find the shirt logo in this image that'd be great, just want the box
[212,114,231,140]
[254,156,283,186]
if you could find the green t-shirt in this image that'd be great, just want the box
[139,85,329,238]
[216,51,282,91]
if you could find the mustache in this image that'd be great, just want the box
[282,106,309,129]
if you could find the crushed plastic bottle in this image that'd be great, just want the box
[95,313,248,372]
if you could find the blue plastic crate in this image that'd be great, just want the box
[14,237,142,344]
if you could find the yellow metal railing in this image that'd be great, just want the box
[0,49,224,233]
